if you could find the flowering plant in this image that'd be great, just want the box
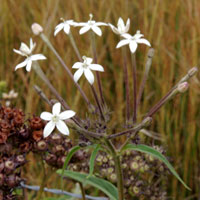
[9,13,197,200]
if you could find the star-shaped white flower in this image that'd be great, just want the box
[116,30,151,53]
[72,56,104,85]
[13,38,46,72]
[76,14,107,36]
[40,102,76,138]
[109,17,130,35]
[54,19,77,36]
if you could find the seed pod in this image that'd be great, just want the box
[4,160,15,174]
[30,117,44,130]
[32,130,43,141]
[19,127,30,139]
[16,155,26,165]
[51,134,62,144]
[36,140,47,151]
[52,145,65,155]
[45,154,57,166]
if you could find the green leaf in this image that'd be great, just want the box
[61,145,81,188]
[88,144,101,178]
[121,144,190,190]
[57,170,118,200]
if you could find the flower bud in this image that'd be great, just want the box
[177,82,189,93]
[31,23,43,35]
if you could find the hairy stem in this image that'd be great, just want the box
[122,47,131,125]
[131,53,137,123]
[104,139,124,200]
[40,33,92,109]
[90,31,105,105]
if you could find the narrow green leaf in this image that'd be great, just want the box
[57,170,118,200]
[61,145,80,188]
[88,144,101,178]
[121,144,191,190]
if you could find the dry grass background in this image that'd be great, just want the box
[0,0,200,199]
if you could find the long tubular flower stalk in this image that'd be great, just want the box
[39,33,92,110]
[146,66,198,117]
[131,53,137,123]
[90,31,105,106]
[137,48,154,110]
[122,47,131,125]
[32,62,81,127]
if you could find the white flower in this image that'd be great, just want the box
[2,90,18,99]
[76,14,107,36]
[116,30,151,53]
[109,17,130,35]
[72,56,104,85]
[13,38,46,72]
[54,19,77,36]
[40,102,76,138]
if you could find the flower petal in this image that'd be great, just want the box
[13,49,26,56]
[129,41,138,54]
[137,38,151,46]
[125,18,130,32]
[72,62,82,69]
[43,121,55,138]
[116,39,130,48]
[40,112,53,121]
[59,110,76,120]
[89,64,104,72]
[52,102,61,115]
[20,42,30,54]
[84,68,94,85]
[25,59,32,72]
[31,54,46,61]
[91,26,102,36]
[15,60,28,71]
[95,22,107,26]
[118,17,125,28]
[64,24,70,34]
[56,120,69,135]
[54,23,64,36]
[30,38,36,52]
[86,57,93,64]
[74,68,84,82]
[79,25,91,34]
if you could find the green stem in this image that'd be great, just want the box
[69,31,82,61]
[79,182,86,200]
[40,33,92,109]
[104,139,124,200]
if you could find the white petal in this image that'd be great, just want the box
[86,57,93,64]
[89,64,104,72]
[74,68,84,82]
[64,24,70,34]
[54,23,64,36]
[30,38,36,52]
[52,102,61,115]
[84,68,94,85]
[40,112,53,121]
[129,41,138,53]
[20,42,30,54]
[116,39,130,48]
[72,62,82,69]
[15,60,28,71]
[91,26,102,36]
[121,33,132,39]
[95,22,107,26]
[137,38,151,46]
[30,54,46,61]
[13,49,26,56]
[26,59,32,72]
[43,121,55,138]
[109,24,119,34]
[59,110,76,120]
[118,17,125,28]
[75,22,88,27]
[125,18,130,32]
[56,120,69,135]
[79,25,91,34]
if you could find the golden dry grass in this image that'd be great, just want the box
[0,0,200,199]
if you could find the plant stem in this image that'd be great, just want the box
[104,139,124,200]
[90,31,105,105]
[107,117,152,140]
[90,85,105,121]
[40,33,92,109]
[137,48,154,111]
[131,53,137,123]
[146,67,198,117]
[32,62,81,127]
[69,31,82,61]
[79,182,86,200]
[122,47,131,125]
